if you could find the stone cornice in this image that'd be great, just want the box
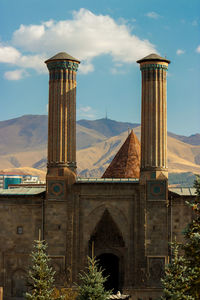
[47,61,79,72]
[140,63,168,71]
[47,161,77,168]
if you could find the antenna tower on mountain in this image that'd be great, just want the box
[105,108,108,120]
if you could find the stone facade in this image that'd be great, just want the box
[0,193,44,298]
[0,52,196,300]
[0,185,194,299]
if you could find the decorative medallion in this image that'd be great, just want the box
[147,180,166,200]
[48,180,64,198]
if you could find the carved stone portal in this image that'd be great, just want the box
[89,209,125,250]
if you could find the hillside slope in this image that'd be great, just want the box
[77,128,200,177]
[0,115,200,179]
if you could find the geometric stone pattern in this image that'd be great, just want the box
[147,180,167,200]
[48,180,65,199]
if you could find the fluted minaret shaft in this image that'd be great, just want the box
[45,53,80,173]
[137,54,170,180]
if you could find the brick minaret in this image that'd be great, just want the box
[44,53,80,272]
[45,52,80,178]
[137,54,171,274]
[137,54,170,182]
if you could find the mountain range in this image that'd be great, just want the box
[0,115,200,183]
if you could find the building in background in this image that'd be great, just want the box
[0,173,43,189]
[0,173,22,189]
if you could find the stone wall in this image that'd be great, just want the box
[0,187,195,300]
[0,195,43,299]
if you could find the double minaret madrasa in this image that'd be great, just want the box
[45,52,170,186]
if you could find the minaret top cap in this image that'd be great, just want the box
[137,53,170,64]
[45,52,80,64]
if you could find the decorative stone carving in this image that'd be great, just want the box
[89,209,125,249]
[137,267,148,287]
[140,63,168,71]
[147,180,167,200]
[148,257,165,287]
[48,180,65,198]
[47,61,79,71]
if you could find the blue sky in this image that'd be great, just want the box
[0,0,199,135]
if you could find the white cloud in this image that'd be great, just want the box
[12,9,157,67]
[110,63,126,75]
[192,20,198,26]
[145,12,161,19]
[79,60,94,74]
[196,45,200,53]
[0,45,21,63]
[4,69,28,80]
[110,68,126,75]
[77,106,97,119]
[0,45,46,73]
[176,49,185,55]
[131,18,137,22]
[1,9,157,78]
[17,54,47,73]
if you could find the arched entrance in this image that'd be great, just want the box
[97,253,119,293]
[88,209,125,292]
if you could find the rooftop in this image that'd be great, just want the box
[0,185,196,196]
[77,178,139,183]
[0,187,46,195]
[169,187,196,196]
[45,52,80,64]
[137,53,170,64]
[102,130,141,179]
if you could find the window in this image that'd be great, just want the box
[17,226,23,234]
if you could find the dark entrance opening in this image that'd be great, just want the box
[97,253,119,293]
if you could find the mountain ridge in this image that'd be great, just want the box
[0,114,199,146]
[0,115,199,181]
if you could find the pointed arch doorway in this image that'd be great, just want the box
[89,209,125,292]
[97,253,119,293]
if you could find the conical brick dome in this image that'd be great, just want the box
[102,130,141,178]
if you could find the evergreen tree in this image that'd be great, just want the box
[76,256,111,300]
[161,241,194,300]
[182,175,200,298]
[52,286,78,300]
[26,238,56,300]
[161,175,200,300]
